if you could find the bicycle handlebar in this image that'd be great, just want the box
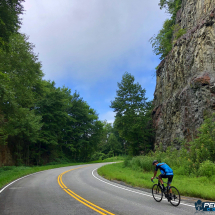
[151,177,167,183]
[151,177,159,183]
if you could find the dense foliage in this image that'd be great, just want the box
[0,0,24,50]
[91,121,125,161]
[150,0,185,60]
[159,0,182,16]
[110,72,154,156]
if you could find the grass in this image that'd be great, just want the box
[97,162,215,201]
[102,156,125,162]
[0,156,124,190]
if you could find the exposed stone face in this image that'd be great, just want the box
[181,0,215,30]
[153,0,215,148]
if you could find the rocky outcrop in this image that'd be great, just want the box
[153,0,215,148]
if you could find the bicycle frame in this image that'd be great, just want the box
[152,178,170,198]
[151,177,181,206]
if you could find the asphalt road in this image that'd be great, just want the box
[0,163,196,215]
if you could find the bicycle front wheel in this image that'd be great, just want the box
[152,184,163,202]
[169,186,180,206]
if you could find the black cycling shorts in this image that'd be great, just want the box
[159,174,173,185]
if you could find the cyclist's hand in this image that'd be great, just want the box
[151,177,154,181]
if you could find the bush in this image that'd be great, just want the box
[102,156,125,162]
[107,150,114,158]
[189,116,215,164]
[124,156,155,172]
[139,156,155,172]
[198,160,215,177]
[129,157,142,171]
[2,166,15,171]
[175,27,186,40]
[0,166,15,173]
[91,152,107,161]
[123,156,132,167]
[150,18,174,60]
[47,157,70,165]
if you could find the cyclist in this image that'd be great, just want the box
[151,160,173,195]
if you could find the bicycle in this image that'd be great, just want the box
[151,177,181,206]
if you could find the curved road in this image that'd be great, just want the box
[0,163,196,215]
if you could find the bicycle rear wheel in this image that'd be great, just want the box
[169,186,180,206]
[152,184,163,202]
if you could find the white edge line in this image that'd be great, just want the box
[92,168,195,208]
[0,164,91,194]
[0,171,42,194]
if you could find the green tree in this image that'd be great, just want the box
[64,91,103,161]
[98,120,113,154]
[98,121,124,156]
[0,0,24,49]
[107,133,122,156]
[110,72,154,155]
[190,115,215,164]
[112,124,127,155]
[0,33,43,165]
[34,81,71,164]
[159,0,182,17]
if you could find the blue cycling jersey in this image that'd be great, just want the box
[155,163,173,175]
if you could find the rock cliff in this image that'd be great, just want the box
[153,0,215,148]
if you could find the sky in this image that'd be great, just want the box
[20,0,168,124]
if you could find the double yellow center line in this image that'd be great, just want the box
[57,166,115,215]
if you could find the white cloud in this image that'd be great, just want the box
[20,0,167,86]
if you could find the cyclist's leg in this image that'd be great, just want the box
[167,175,173,195]
[167,175,173,187]
[164,176,173,201]
[158,174,167,190]
[158,175,164,184]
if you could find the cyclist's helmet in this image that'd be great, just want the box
[152,160,158,165]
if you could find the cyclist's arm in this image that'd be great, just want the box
[152,171,157,179]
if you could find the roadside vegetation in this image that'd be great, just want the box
[98,116,215,200]
[98,162,215,201]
